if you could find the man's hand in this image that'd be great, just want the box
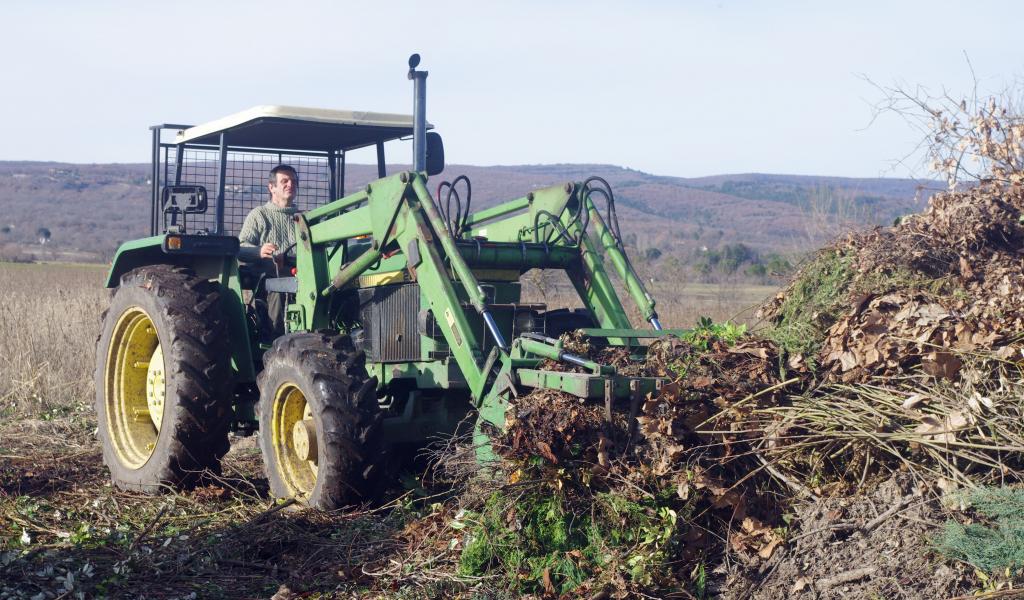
[260,243,278,259]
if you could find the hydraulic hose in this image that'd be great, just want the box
[436,175,472,236]
[581,177,660,326]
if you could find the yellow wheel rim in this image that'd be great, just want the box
[271,383,319,497]
[146,344,165,431]
[104,307,165,469]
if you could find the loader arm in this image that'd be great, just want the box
[458,180,661,341]
[292,172,501,399]
[291,171,670,424]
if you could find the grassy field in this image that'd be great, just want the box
[0,263,107,421]
[0,261,778,598]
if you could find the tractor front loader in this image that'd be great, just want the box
[96,55,686,509]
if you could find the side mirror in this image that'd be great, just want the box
[162,185,208,214]
[425,132,445,176]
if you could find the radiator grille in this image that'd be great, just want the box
[358,283,421,362]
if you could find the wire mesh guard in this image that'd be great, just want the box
[160,147,332,235]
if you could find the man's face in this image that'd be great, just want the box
[268,172,297,207]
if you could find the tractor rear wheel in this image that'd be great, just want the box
[95,265,233,492]
[258,332,382,509]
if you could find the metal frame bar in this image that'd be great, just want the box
[215,133,228,234]
[173,145,184,185]
[148,122,406,237]
[149,127,160,235]
[161,146,171,232]
[155,140,403,157]
[157,142,334,157]
[327,149,336,201]
[339,152,346,197]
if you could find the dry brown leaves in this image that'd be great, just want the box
[504,335,798,471]
[780,182,1024,384]
[499,389,607,465]
[636,338,796,478]
[729,516,785,560]
[819,292,1003,383]
[500,333,800,571]
[501,177,1024,581]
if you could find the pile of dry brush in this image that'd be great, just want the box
[484,92,1024,596]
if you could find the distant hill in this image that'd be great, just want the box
[0,161,933,275]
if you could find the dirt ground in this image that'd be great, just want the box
[0,418,411,599]
[1,418,988,599]
[718,475,976,599]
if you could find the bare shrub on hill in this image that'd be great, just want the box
[870,73,1024,191]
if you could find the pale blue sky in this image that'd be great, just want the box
[3,0,1021,178]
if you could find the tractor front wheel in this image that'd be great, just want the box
[258,332,381,509]
[95,265,233,492]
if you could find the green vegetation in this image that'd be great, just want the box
[936,488,1024,572]
[700,180,812,207]
[697,181,907,227]
[455,318,754,596]
[686,316,747,349]
[457,486,683,594]
[762,249,855,361]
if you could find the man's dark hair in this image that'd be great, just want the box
[269,164,298,184]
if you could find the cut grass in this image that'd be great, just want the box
[0,423,411,599]
[0,262,107,420]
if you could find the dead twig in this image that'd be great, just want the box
[127,505,168,551]
[789,496,927,544]
[753,451,814,499]
[817,566,876,589]
[217,558,290,575]
[862,495,913,532]
[946,589,1024,600]
[252,498,297,523]
[788,522,858,544]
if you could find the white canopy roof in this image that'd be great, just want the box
[173,105,429,152]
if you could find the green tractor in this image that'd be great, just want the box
[96,55,681,508]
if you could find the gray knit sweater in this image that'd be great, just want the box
[238,202,298,258]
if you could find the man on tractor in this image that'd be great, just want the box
[238,164,299,337]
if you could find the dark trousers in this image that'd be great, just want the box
[267,291,286,338]
[253,257,287,341]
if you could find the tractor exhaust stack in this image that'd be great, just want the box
[408,53,428,173]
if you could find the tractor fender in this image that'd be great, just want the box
[105,236,257,384]
[105,236,168,288]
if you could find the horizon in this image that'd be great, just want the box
[0,158,942,185]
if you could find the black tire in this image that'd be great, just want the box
[257,332,382,509]
[95,265,233,492]
[544,308,598,339]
